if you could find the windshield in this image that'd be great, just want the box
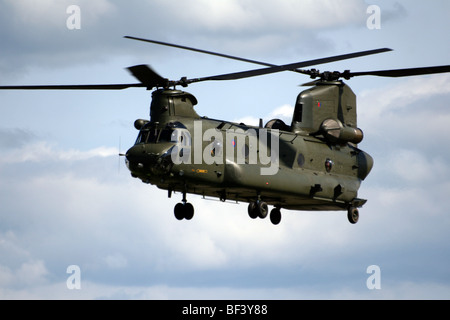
[135,125,179,145]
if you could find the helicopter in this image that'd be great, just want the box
[1,36,449,225]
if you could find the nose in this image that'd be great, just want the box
[126,144,154,164]
[125,142,174,173]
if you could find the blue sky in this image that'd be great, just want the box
[0,0,449,299]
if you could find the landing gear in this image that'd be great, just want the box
[247,202,258,219]
[248,201,281,225]
[248,200,268,219]
[347,206,359,224]
[270,207,282,225]
[174,202,194,220]
[174,189,194,220]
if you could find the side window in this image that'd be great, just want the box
[148,128,159,143]
[293,103,303,123]
[135,130,149,144]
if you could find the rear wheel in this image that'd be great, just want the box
[347,207,359,224]
[174,202,194,220]
[270,208,282,225]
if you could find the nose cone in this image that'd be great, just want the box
[125,142,174,175]
[126,144,152,164]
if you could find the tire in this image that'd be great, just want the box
[184,203,194,220]
[248,202,258,219]
[174,203,185,220]
[347,207,359,224]
[257,201,268,219]
[270,208,282,225]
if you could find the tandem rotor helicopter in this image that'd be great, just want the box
[1,36,449,225]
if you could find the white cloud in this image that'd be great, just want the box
[1,133,450,299]
[104,253,128,269]
[384,149,450,183]
[0,260,49,289]
[2,278,450,300]
[1,0,450,301]
[4,0,116,28]
[267,104,294,122]
[359,73,450,120]
[233,104,294,126]
[0,141,117,164]
[162,0,367,32]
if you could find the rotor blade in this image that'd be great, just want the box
[0,83,145,90]
[124,36,276,68]
[348,65,450,78]
[127,64,169,88]
[186,48,392,83]
[0,65,165,91]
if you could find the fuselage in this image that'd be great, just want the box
[125,90,373,211]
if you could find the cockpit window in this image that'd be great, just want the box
[135,128,158,144]
[135,130,148,144]
[135,127,176,145]
[158,129,173,142]
[135,122,187,145]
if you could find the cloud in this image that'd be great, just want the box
[0,0,371,77]
[0,259,49,289]
[0,128,38,149]
[233,103,294,126]
[1,1,449,300]
[359,73,450,119]
[1,128,450,298]
[161,0,367,32]
[0,141,117,164]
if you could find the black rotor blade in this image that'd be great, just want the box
[0,65,169,91]
[127,64,169,88]
[0,83,145,90]
[124,36,276,68]
[348,65,450,78]
[186,48,392,83]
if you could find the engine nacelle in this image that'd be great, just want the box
[321,119,363,144]
[134,119,149,130]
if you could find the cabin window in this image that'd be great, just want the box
[293,103,303,123]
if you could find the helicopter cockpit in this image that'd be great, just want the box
[134,121,187,145]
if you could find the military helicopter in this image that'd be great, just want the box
[1,36,449,225]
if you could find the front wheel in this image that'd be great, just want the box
[174,203,185,220]
[248,202,258,219]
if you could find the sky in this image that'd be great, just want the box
[0,0,449,300]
